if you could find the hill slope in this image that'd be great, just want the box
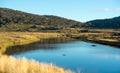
[0,8,82,31]
[85,16,120,29]
[0,8,120,31]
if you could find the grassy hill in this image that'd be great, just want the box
[0,8,120,31]
[0,8,82,31]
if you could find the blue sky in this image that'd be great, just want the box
[0,0,120,22]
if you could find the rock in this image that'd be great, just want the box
[62,54,66,56]
[30,25,38,29]
[91,44,96,47]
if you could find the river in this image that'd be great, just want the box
[8,38,120,73]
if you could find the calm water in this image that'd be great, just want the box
[13,40,120,73]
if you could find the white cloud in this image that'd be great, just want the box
[115,8,120,11]
[98,8,120,12]
[100,8,111,12]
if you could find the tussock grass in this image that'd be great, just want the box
[0,55,73,73]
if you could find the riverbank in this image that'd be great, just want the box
[5,38,74,55]
[69,29,120,48]
[70,35,120,48]
[0,32,73,73]
[0,32,64,54]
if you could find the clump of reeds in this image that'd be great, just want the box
[0,55,73,73]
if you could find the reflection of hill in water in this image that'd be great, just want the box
[39,37,74,44]
[5,38,75,55]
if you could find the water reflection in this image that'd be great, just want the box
[5,38,74,55]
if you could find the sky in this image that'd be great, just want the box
[0,0,120,22]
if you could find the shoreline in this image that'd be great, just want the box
[4,37,119,56]
[0,32,63,54]
[88,40,120,48]
[2,33,119,55]
[0,32,119,55]
[4,37,73,55]
[69,32,120,48]
[71,37,120,48]
[83,39,120,48]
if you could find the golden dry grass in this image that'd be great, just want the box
[0,32,63,54]
[71,31,120,42]
[0,55,73,73]
[69,29,120,47]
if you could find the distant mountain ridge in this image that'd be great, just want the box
[85,16,120,29]
[0,8,120,31]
